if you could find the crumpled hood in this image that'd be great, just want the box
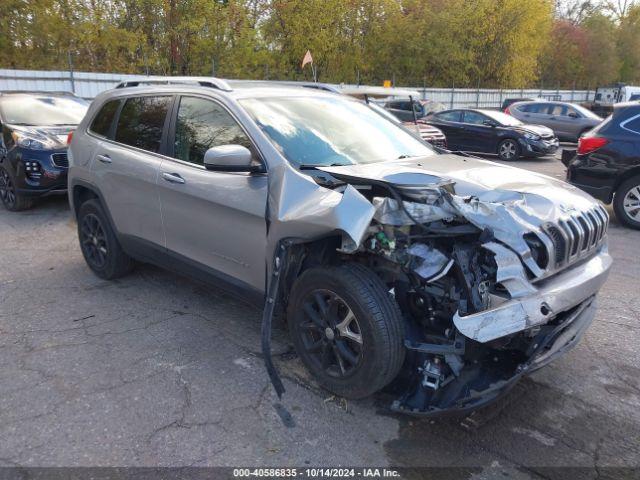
[513,124,555,137]
[317,154,597,217]
[318,154,603,279]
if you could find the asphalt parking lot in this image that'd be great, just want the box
[1,148,639,477]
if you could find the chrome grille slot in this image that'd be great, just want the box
[586,211,600,247]
[565,218,581,257]
[577,216,590,251]
[541,206,609,271]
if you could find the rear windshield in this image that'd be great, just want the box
[0,95,88,126]
[573,104,602,120]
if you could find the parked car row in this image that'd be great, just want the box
[0,78,615,418]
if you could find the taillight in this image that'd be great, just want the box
[504,106,511,114]
[577,136,608,155]
[67,131,74,145]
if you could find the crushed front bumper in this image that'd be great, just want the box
[390,248,611,416]
[521,137,559,156]
[391,297,598,416]
[453,248,612,343]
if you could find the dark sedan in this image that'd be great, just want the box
[566,102,640,229]
[425,108,559,161]
[0,91,88,211]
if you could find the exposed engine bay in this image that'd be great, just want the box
[263,156,612,415]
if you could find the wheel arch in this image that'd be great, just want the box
[613,167,640,195]
[496,135,520,153]
[69,180,120,237]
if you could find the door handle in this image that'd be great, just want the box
[162,172,186,184]
[96,154,111,164]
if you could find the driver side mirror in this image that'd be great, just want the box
[482,120,497,127]
[568,112,579,119]
[204,145,265,173]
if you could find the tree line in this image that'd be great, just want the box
[1,0,639,89]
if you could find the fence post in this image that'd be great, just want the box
[498,88,503,109]
[450,84,455,109]
[475,83,480,108]
[67,51,75,94]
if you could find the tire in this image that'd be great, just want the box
[497,138,521,161]
[77,199,134,279]
[287,263,405,399]
[613,175,640,230]
[0,166,35,211]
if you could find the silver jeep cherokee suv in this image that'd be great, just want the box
[68,77,612,415]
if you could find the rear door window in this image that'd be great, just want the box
[114,96,172,153]
[519,103,541,113]
[462,111,488,125]
[89,100,120,138]
[435,110,462,122]
[549,104,568,116]
[172,96,253,166]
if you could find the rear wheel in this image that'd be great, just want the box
[0,166,35,211]
[287,264,405,399]
[497,138,521,161]
[77,199,134,279]
[613,175,640,230]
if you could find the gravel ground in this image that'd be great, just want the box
[0,148,638,478]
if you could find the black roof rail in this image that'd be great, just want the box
[115,76,232,92]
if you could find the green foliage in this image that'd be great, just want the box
[0,0,639,88]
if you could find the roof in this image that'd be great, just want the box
[0,90,78,97]
[336,86,421,99]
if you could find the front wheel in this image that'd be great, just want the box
[613,175,640,230]
[287,264,405,399]
[0,166,35,211]
[497,138,521,161]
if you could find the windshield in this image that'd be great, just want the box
[239,96,435,167]
[482,110,523,126]
[573,104,602,120]
[0,95,88,126]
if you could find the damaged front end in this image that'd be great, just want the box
[261,155,612,416]
[305,162,612,416]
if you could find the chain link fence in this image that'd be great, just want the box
[0,69,593,108]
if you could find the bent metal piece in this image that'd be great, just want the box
[453,246,611,342]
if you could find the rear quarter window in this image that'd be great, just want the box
[435,111,462,122]
[114,96,172,153]
[89,100,120,137]
[620,114,640,135]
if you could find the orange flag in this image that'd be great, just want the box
[301,50,313,68]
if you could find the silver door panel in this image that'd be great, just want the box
[158,160,268,291]
[91,141,164,245]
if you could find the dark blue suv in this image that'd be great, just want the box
[0,91,88,211]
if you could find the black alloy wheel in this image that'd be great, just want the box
[79,213,109,269]
[0,168,16,208]
[287,264,405,399]
[299,289,364,378]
